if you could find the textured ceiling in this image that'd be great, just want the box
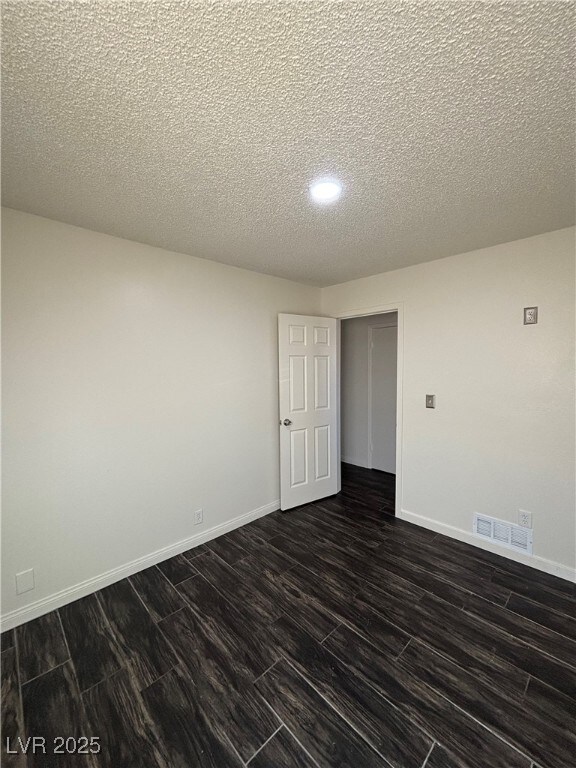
[2,1,574,286]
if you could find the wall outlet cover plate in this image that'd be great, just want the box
[16,568,35,595]
[426,394,436,408]
[524,307,538,324]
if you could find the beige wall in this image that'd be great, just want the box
[323,227,576,578]
[1,208,320,624]
[2,209,574,628]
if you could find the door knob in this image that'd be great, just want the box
[282,419,292,426]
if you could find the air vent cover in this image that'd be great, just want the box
[473,513,533,555]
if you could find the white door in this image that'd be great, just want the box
[279,314,339,510]
[370,326,397,473]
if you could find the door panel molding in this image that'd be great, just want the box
[279,314,338,510]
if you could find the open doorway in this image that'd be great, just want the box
[340,312,398,515]
[277,308,402,513]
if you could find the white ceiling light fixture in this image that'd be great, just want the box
[309,178,343,205]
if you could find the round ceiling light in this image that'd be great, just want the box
[309,178,343,205]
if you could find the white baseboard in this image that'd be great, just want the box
[341,456,369,468]
[0,499,280,632]
[399,508,576,584]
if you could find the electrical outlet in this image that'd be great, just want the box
[518,509,533,529]
[16,568,35,595]
[194,508,203,525]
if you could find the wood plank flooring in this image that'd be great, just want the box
[2,463,575,767]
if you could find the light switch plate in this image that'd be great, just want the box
[524,307,538,325]
[426,394,436,409]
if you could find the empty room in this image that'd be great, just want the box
[1,2,575,767]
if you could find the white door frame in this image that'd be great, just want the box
[337,302,404,516]
[367,320,398,471]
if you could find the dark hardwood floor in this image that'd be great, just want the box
[2,463,575,767]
